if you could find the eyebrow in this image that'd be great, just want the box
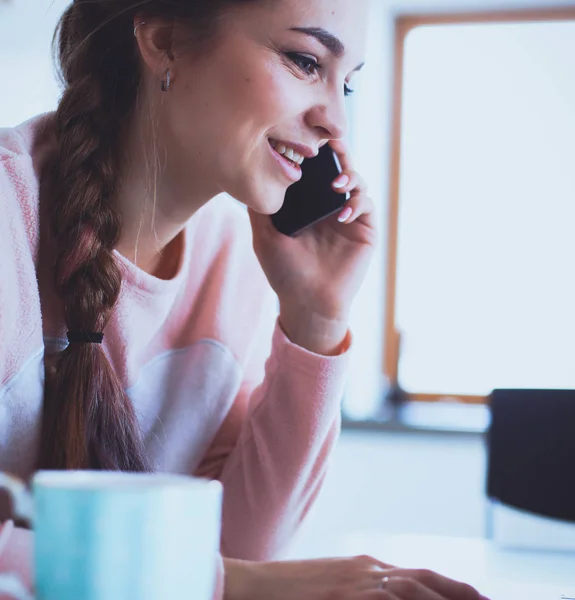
[289,26,365,72]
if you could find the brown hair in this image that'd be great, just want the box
[39,0,259,472]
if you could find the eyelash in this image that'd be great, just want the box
[286,53,355,97]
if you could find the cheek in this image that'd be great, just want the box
[241,63,307,125]
[167,75,230,153]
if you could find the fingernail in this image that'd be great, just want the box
[333,174,349,189]
[338,207,353,222]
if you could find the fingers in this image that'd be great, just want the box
[332,169,367,197]
[384,576,446,600]
[383,568,486,600]
[330,163,372,226]
[354,554,396,572]
[357,559,487,600]
[328,138,355,173]
[358,592,402,600]
[336,194,375,225]
[328,138,367,199]
[326,140,377,238]
[335,194,378,245]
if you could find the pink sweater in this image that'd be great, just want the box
[0,114,351,595]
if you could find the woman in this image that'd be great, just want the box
[0,0,487,598]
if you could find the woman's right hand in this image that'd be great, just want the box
[224,555,489,600]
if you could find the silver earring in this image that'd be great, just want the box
[160,68,171,92]
[133,21,146,37]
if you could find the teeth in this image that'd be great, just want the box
[270,139,305,166]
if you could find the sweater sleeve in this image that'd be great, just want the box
[0,128,45,597]
[195,320,350,561]
[0,132,43,391]
[0,524,33,594]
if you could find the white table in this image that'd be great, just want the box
[285,532,575,599]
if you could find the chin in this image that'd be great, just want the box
[259,194,287,216]
[236,183,287,216]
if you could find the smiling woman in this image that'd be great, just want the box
[0,1,485,599]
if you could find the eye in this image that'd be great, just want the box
[287,52,355,98]
[286,52,321,76]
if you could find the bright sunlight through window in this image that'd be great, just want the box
[395,21,575,396]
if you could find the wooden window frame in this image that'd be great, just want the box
[383,7,575,405]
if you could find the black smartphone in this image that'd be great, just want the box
[271,144,350,237]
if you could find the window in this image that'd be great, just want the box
[384,11,575,404]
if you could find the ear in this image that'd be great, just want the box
[133,18,176,81]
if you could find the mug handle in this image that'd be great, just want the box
[0,475,33,523]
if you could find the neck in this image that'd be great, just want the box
[113,108,220,276]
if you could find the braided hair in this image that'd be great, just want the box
[39,0,260,471]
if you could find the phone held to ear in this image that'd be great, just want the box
[271,144,350,237]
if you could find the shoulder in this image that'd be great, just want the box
[0,112,55,163]
[0,123,28,161]
[0,117,52,386]
[0,113,56,220]
[0,113,55,254]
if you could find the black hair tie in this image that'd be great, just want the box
[66,331,104,344]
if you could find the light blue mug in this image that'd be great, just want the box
[0,471,223,600]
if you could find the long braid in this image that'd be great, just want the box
[39,0,262,471]
[40,2,149,470]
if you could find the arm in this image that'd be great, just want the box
[205,139,373,562]
[196,320,351,561]
[0,523,33,592]
[0,133,46,595]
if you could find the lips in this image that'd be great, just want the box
[269,138,317,160]
[268,139,303,183]
[269,140,304,165]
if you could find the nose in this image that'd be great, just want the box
[305,88,348,141]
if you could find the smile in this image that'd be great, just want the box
[268,139,303,183]
[269,140,305,165]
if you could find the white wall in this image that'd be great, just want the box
[286,429,487,558]
[0,0,70,127]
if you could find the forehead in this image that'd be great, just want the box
[236,0,370,64]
